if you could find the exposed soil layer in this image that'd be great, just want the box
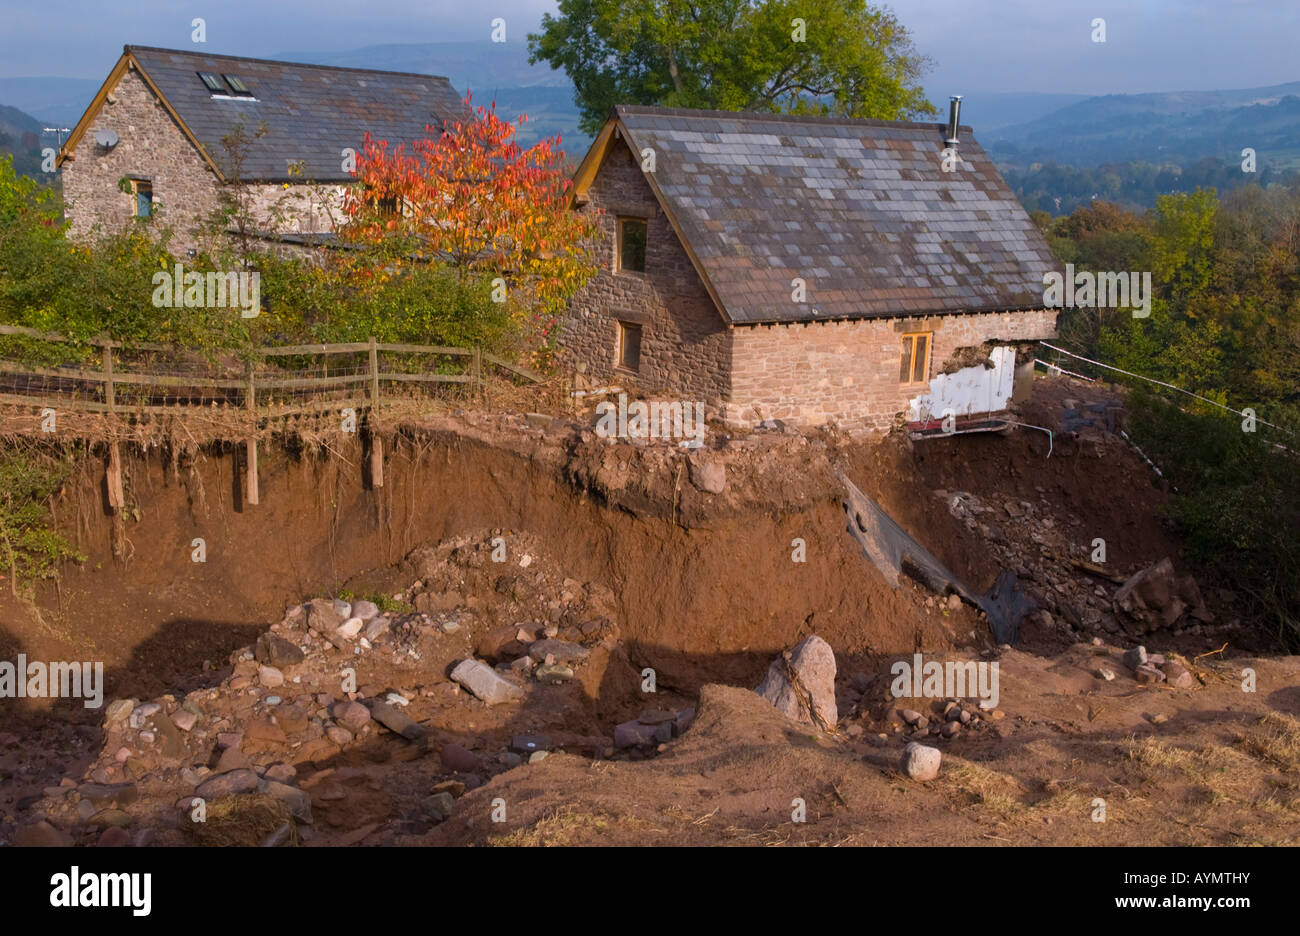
[0,377,1290,846]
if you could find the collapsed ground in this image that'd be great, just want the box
[1,375,1297,846]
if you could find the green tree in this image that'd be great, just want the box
[529,0,934,135]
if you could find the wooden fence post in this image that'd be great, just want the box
[245,361,259,506]
[472,345,482,399]
[102,342,125,511]
[368,335,380,405]
[367,336,383,488]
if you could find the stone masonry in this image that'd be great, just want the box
[559,134,1058,432]
[723,309,1059,432]
[62,68,346,256]
[559,136,731,404]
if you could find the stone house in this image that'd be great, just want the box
[57,46,464,255]
[562,104,1060,432]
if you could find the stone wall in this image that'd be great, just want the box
[723,309,1059,431]
[61,68,222,255]
[558,136,731,404]
[62,67,345,256]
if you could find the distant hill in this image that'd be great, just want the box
[0,103,49,179]
[0,76,100,129]
[931,92,1090,134]
[986,81,1300,170]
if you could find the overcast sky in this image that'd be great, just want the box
[0,0,1295,95]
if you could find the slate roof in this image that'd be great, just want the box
[126,46,464,182]
[610,105,1056,324]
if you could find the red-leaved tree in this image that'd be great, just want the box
[340,96,600,355]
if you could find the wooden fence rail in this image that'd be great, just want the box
[0,324,543,410]
[0,324,545,505]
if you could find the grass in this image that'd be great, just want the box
[1237,713,1300,772]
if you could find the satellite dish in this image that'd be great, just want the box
[94,129,119,148]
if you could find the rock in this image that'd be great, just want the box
[105,699,136,726]
[900,709,925,726]
[941,722,961,738]
[441,743,481,773]
[1122,645,1148,671]
[326,726,353,746]
[1162,661,1195,689]
[16,820,74,847]
[331,700,371,732]
[901,742,942,781]
[1149,712,1170,725]
[502,752,522,768]
[1135,663,1167,685]
[195,768,260,800]
[96,827,131,847]
[475,626,527,662]
[264,763,297,784]
[255,633,305,668]
[450,659,525,705]
[335,618,364,640]
[129,702,160,729]
[262,781,313,824]
[306,598,344,634]
[77,782,138,807]
[527,639,590,664]
[213,747,251,772]
[257,665,285,688]
[333,599,353,619]
[1096,667,1116,681]
[368,701,428,741]
[87,808,133,829]
[1115,558,1177,615]
[637,709,676,726]
[172,709,198,732]
[529,751,549,764]
[615,720,659,748]
[674,708,696,736]
[755,635,838,729]
[687,452,726,494]
[352,600,380,621]
[421,792,456,822]
[534,662,574,684]
[245,718,288,744]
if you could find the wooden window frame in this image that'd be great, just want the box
[615,320,642,372]
[616,216,648,274]
[129,179,153,218]
[899,331,931,386]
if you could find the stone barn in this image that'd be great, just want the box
[562,104,1060,432]
[56,45,464,255]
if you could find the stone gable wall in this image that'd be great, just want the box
[558,136,731,404]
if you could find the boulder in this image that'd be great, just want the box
[527,639,590,664]
[687,452,726,494]
[195,768,259,800]
[451,659,525,705]
[255,633,305,668]
[755,635,838,729]
[901,742,942,781]
[367,701,428,741]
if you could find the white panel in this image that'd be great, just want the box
[908,346,1016,422]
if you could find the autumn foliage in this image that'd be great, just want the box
[340,96,600,354]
